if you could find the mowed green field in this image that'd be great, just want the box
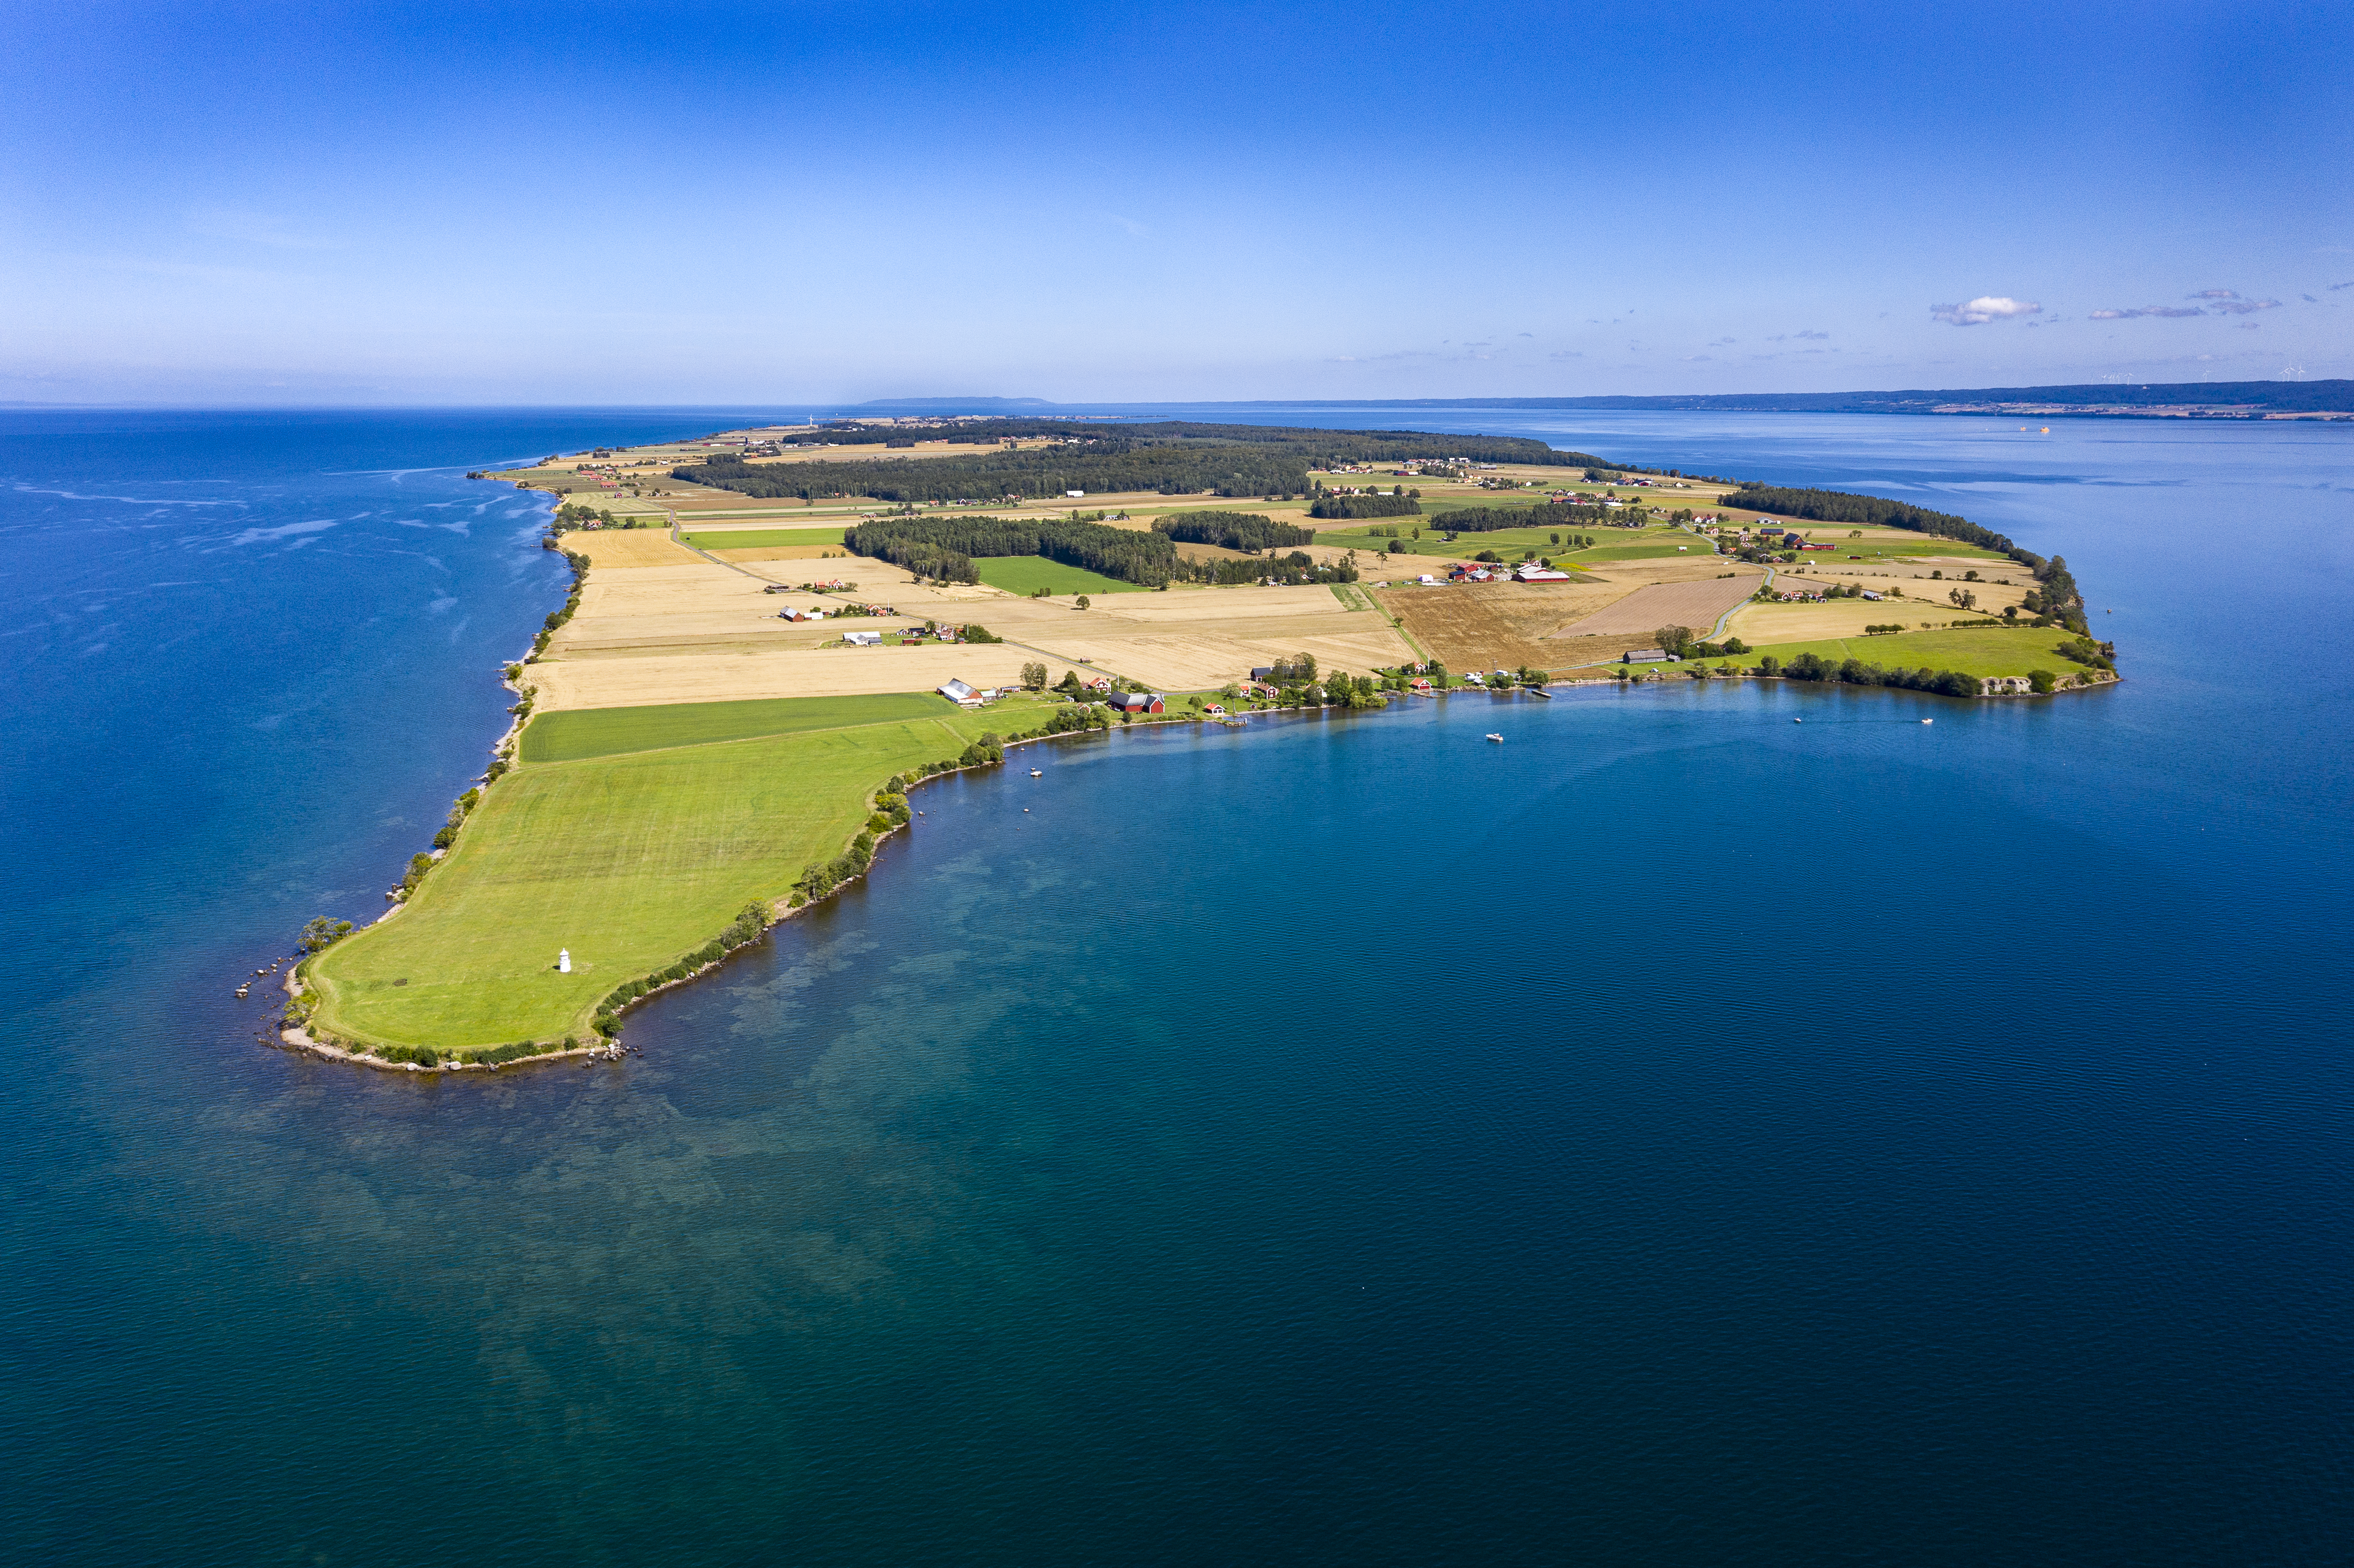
[972,556,1145,595]
[1738,627,2079,678]
[681,527,851,550]
[522,692,955,763]
[1315,523,1689,560]
[307,699,1044,1050]
[1720,521,2015,564]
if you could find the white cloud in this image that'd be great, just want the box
[1931,296,2042,326]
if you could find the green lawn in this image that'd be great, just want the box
[972,556,1145,595]
[1644,626,2078,679]
[308,698,1049,1051]
[681,527,851,550]
[521,692,959,763]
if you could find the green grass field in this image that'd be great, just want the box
[1627,626,2077,679]
[521,693,959,763]
[681,527,851,550]
[308,698,1050,1051]
[972,556,1145,595]
[1316,524,1692,561]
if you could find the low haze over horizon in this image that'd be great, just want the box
[5,0,2349,406]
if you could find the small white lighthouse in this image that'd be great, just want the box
[557,948,571,974]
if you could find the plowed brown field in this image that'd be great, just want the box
[1551,575,1760,639]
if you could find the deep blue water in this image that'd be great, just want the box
[3,407,2350,1565]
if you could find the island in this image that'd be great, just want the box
[289,418,2114,1071]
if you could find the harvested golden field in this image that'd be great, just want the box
[531,547,1418,707]
[1552,575,1761,639]
[1581,557,1760,587]
[738,442,1009,464]
[708,544,857,562]
[1375,581,1627,672]
[528,644,1043,710]
[564,530,703,568]
[1721,597,1947,642]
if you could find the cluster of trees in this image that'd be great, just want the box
[432,787,483,850]
[1152,510,1317,552]
[1310,494,1421,519]
[1653,625,1750,658]
[2056,635,2116,671]
[552,502,653,530]
[1758,652,1983,698]
[1182,550,1356,585]
[1223,665,1385,709]
[1043,703,1114,734]
[298,917,355,954]
[2016,560,2086,630]
[1430,501,1619,534]
[846,514,1180,585]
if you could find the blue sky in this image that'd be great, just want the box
[4,0,2349,404]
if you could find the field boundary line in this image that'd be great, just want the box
[524,711,960,768]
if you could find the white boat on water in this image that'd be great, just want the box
[1485,733,1504,743]
[1029,768,1043,776]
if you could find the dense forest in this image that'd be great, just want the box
[845,514,1180,585]
[1153,510,1318,551]
[1182,551,1357,586]
[674,421,1613,504]
[1723,484,2085,629]
[1309,494,1421,519]
[681,447,1302,502]
[771,418,1606,468]
[1427,501,1626,534]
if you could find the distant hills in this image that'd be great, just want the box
[1398,380,2354,417]
[856,396,1056,412]
[860,381,2352,419]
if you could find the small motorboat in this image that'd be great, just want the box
[1921,718,1934,725]
[1030,768,1042,776]
[1485,733,1504,743]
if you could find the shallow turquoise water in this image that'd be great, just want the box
[2,408,2349,1564]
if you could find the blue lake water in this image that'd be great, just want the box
[2,407,2350,1564]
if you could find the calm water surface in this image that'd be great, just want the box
[2,407,2349,1564]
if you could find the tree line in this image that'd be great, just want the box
[1152,509,1318,551]
[1427,500,1627,534]
[1310,494,1421,519]
[845,514,1180,585]
[1181,551,1357,585]
[678,421,1621,504]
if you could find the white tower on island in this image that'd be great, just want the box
[558,948,571,974]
